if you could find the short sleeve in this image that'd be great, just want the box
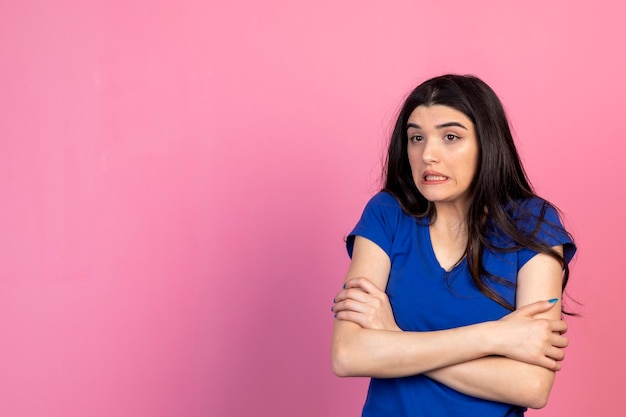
[346,192,403,259]
[516,198,576,269]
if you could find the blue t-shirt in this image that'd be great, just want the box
[346,192,576,417]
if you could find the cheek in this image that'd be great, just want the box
[407,150,419,169]
[458,147,479,177]
[464,158,478,179]
[470,151,479,175]
[408,159,424,181]
[465,161,479,186]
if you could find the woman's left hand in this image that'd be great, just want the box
[332,277,401,332]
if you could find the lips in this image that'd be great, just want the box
[424,175,448,181]
[423,171,449,182]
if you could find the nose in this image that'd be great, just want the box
[421,139,439,164]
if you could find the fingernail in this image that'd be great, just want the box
[333,313,337,318]
[548,298,559,303]
[343,283,346,289]
[331,306,334,312]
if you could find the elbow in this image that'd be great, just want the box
[524,373,555,409]
[331,324,381,377]
[331,337,367,377]
[527,393,550,410]
[331,343,356,377]
[331,358,350,378]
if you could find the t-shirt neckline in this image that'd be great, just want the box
[422,222,467,274]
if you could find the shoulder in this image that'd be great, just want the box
[357,191,407,224]
[347,191,415,258]
[510,195,549,213]
[509,196,576,263]
[361,191,420,229]
[364,191,403,210]
[509,196,563,231]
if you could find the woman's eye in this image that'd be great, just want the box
[445,134,459,141]
[409,135,423,143]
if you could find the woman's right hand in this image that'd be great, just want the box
[494,300,568,371]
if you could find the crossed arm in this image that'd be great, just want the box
[331,236,568,409]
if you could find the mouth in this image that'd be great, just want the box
[423,174,448,182]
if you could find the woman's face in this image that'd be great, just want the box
[406,105,479,209]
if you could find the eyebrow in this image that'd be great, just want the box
[406,122,469,130]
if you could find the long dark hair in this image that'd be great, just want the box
[384,74,572,311]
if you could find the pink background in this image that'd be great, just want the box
[1,1,623,416]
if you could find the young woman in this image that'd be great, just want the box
[331,74,576,416]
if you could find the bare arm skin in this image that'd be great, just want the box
[331,236,568,408]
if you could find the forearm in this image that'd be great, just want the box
[331,320,496,378]
[426,356,556,409]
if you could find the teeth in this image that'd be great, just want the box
[425,175,447,181]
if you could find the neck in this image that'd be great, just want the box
[429,202,470,271]
[431,201,469,236]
